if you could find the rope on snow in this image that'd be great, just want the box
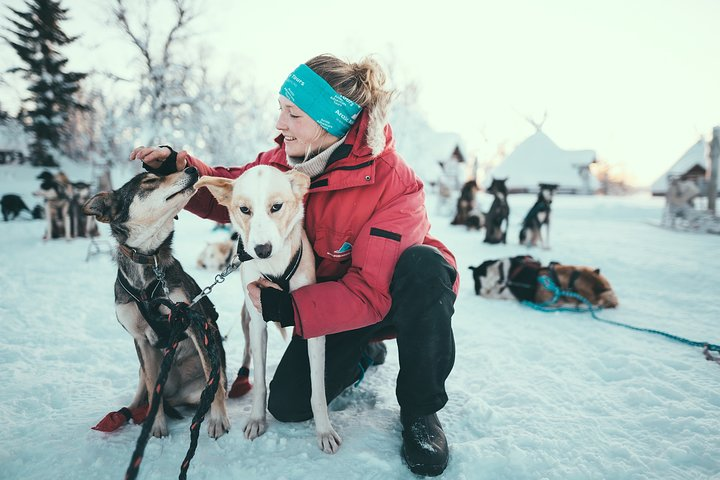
[522,275,720,360]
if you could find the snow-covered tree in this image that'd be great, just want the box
[111,0,274,165]
[3,0,87,166]
[191,69,275,166]
[112,0,202,147]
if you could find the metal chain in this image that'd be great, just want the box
[149,253,243,306]
[189,254,243,306]
[151,255,171,298]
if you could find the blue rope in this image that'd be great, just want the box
[354,351,376,387]
[522,275,720,354]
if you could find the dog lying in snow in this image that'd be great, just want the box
[195,165,342,454]
[469,255,618,308]
[83,167,230,438]
[196,234,237,271]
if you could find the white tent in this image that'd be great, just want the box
[650,139,709,196]
[488,131,597,194]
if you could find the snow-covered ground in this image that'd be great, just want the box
[2,164,719,480]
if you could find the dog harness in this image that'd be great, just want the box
[116,243,192,348]
[262,244,303,292]
[546,262,582,293]
[116,272,188,348]
[234,235,303,292]
[502,255,542,301]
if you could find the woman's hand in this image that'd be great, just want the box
[246,277,283,314]
[247,277,294,328]
[129,146,188,172]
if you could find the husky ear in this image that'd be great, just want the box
[83,192,114,223]
[286,170,310,199]
[594,268,601,275]
[194,176,234,206]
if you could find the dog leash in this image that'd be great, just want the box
[123,245,245,480]
[522,275,720,361]
[125,299,224,480]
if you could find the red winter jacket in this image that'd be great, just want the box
[184,110,458,338]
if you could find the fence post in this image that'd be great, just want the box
[708,127,719,214]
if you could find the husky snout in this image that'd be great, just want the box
[254,243,273,259]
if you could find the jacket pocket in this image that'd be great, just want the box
[362,227,402,288]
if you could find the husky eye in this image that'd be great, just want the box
[270,203,283,213]
[239,206,251,215]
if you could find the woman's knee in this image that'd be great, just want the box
[394,245,457,287]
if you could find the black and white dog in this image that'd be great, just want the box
[83,168,230,438]
[484,178,509,244]
[519,183,557,249]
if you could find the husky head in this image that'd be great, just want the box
[487,178,508,199]
[83,167,199,246]
[459,180,479,201]
[194,166,310,260]
[538,183,558,203]
[563,266,619,308]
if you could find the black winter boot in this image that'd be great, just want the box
[401,411,449,476]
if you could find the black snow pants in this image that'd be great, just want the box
[267,244,457,421]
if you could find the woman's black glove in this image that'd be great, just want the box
[142,145,179,175]
[260,288,294,327]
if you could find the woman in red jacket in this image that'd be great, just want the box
[131,54,458,476]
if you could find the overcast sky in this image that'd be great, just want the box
[2,0,719,186]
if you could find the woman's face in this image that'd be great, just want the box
[276,96,339,158]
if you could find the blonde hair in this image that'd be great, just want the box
[305,54,395,157]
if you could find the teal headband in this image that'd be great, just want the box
[279,64,362,138]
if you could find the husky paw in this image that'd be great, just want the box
[208,414,230,438]
[317,428,342,454]
[243,417,267,440]
[151,415,168,438]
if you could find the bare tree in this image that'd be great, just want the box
[192,67,275,166]
[112,0,201,145]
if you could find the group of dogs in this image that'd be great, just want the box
[1,170,98,240]
[82,165,342,459]
[451,178,557,249]
[450,177,619,309]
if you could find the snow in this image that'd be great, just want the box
[2,164,720,480]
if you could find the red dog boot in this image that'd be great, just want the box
[228,367,252,398]
[91,407,133,432]
[129,403,149,424]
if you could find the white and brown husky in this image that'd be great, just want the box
[83,167,230,438]
[196,165,342,454]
